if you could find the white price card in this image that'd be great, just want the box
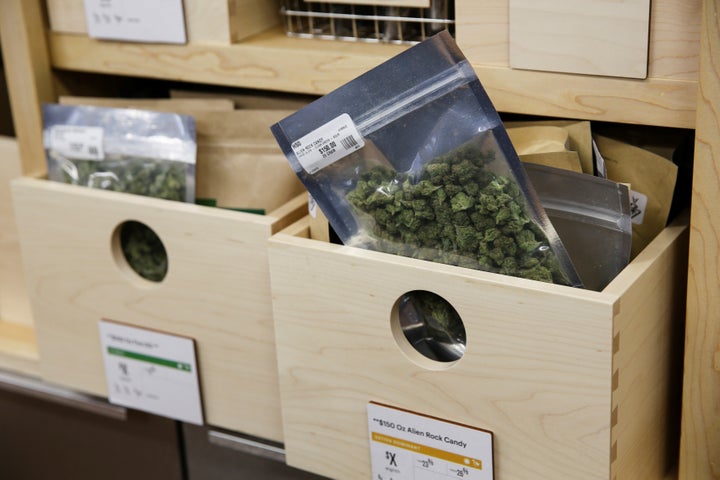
[629,190,648,225]
[99,320,203,425]
[83,0,187,44]
[291,113,365,174]
[368,402,494,480]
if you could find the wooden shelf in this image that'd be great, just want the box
[48,28,698,129]
[49,28,407,96]
[2,0,717,475]
[0,320,39,377]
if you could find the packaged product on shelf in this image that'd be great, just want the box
[593,134,679,258]
[192,109,307,213]
[42,103,197,203]
[505,119,594,175]
[271,31,583,287]
[42,104,196,282]
[523,163,632,292]
[506,125,583,173]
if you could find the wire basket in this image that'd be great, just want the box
[280,1,454,45]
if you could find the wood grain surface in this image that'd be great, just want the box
[0,138,33,328]
[0,0,55,176]
[11,178,306,442]
[269,216,688,480]
[509,0,651,79]
[680,0,720,478]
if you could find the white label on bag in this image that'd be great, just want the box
[50,125,105,160]
[630,190,648,225]
[83,0,187,44]
[367,402,494,479]
[99,320,204,425]
[291,113,365,174]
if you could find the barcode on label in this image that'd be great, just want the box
[291,113,365,174]
[341,135,359,150]
[50,125,105,161]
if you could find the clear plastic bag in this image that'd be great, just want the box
[271,31,582,287]
[42,104,197,203]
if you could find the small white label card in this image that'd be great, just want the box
[99,319,203,425]
[49,125,105,160]
[629,190,648,225]
[83,0,187,44]
[291,113,365,174]
[368,402,494,480]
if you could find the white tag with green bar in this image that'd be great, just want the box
[99,319,203,425]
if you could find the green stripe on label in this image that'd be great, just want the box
[107,347,192,372]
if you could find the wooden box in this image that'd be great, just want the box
[268,215,688,479]
[11,178,306,442]
[45,0,281,44]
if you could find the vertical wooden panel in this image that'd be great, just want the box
[0,0,55,176]
[509,0,651,79]
[680,0,720,478]
[0,138,33,327]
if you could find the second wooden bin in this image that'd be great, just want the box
[268,214,688,480]
[11,177,306,442]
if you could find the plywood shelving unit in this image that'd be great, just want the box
[0,0,718,477]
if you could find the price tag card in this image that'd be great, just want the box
[83,0,187,44]
[99,320,203,425]
[368,402,494,480]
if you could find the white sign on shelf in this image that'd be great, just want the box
[368,402,494,479]
[99,319,203,425]
[83,0,187,44]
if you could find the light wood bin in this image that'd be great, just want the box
[268,215,689,480]
[11,177,306,442]
[45,0,280,44]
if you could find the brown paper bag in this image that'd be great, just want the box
[507,125,584,173]
[194,110,306,212]
[192,110,295,142]
[594,134,678,258]
[196,141,305,213]
[507,126,569,154]
[506,120,594,174]
[521,151,583,173]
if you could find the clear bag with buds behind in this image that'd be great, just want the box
[42,103,197,203]
[271,31,582,288]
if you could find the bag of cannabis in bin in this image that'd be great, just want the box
[271,31,582,288]
[42,103,197,283]
[42,103,196,203]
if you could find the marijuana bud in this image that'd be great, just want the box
[346,140,571,285]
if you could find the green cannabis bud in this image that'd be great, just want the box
[347,141,570,285]
[54,154,189,201]
[119,221,168,282]
[50,153,185,282]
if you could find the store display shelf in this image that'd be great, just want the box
[48,28,698,129]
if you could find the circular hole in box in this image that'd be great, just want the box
[391,290,466,369]
[112,220,168,283]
